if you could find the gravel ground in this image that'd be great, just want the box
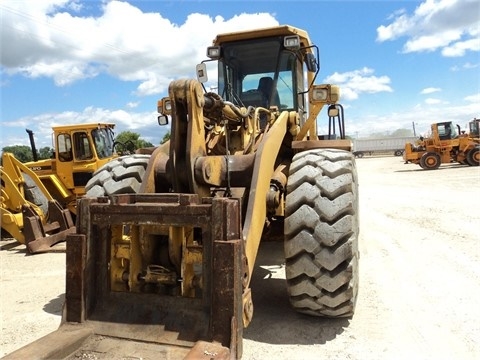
[1,156,479,359]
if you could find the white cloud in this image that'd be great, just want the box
[126,101,139,109]
[376,0,479,57]
[323,67,393,101]
[463,62,480,69]
[403,30,461,53]
[450,61,480,71]
[464,93,480,103]
[442,37,480,57]
[0,0,279,94]
[421,87,441,94]
[424,98,443,105]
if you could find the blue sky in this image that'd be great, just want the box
[1,0,479,149]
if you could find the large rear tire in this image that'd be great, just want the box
[85,154,150,197]
[466,147,480,166]
[284,149,359,317]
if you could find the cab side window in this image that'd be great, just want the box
[73,132,93,160]
[57,134,73,162]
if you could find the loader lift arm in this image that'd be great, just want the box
[1,152,75,253]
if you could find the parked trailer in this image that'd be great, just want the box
[353,137,417,158]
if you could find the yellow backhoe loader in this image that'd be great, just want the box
[1,123,137,253]
[4,25,359,359]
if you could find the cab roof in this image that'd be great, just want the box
[212,25,313,49]
[52,123,115,132]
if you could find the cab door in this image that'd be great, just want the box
[56,131,95,192]
[55,132,75,190]
[70,131,96,190]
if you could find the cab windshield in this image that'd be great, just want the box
[92,128,115,159]
[217,38,299,111]
[437,122,458,140]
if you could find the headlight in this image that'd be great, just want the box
[157,97,172,115]
[311,85,340,103]
[284,35,300,50]
[312,87,328,101]
[207,46,221,59]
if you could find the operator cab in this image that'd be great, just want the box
[198,31,319,119]
[56,126,115,162]
[469,118,480,137]
[216,36,310,112]
[437,121,458,140]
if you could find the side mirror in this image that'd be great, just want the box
[328,106,339,117]
[305,53,318,73]
[196,63,208,83]
[158,115,169,126]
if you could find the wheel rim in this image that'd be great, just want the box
[425,156,438,167]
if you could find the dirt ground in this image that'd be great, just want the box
[1,156,479,359]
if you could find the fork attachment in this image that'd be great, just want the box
[66,193,245,359]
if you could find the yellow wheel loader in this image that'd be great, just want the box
[1,123,134,253]
[4,25,359,359]
[404,120,480,169]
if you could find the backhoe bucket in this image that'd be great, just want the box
[23,200,76,254]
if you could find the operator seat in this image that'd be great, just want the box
[258,76,280,108]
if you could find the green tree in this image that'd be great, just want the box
[38,146,54,160]
[114,131,154,153]
[161,131,170,144]
[1,145,33,163]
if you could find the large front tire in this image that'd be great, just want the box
[85,154,150,197]
[284,149,359,317]
[419,152,441,170]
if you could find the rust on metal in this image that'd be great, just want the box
[27,226,76,253]
[184,340,230,359]
[66,233,87,323]
[23,200,76,254]
[42,194,247,358]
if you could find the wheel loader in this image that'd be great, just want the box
[3,25,359,359]
[404,120,480,169]
[1,123,128,253]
